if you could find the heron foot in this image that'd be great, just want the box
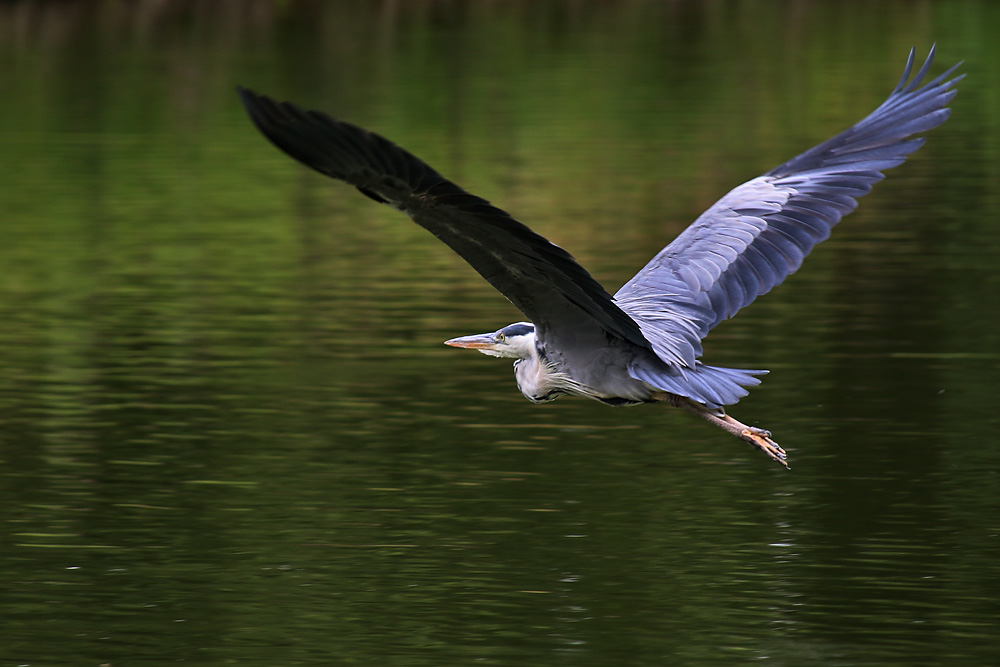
[739,428,788,469]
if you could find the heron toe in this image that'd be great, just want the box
[741,429,788,468]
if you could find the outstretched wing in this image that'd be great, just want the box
[614,46,962,369]
[238,88,650,350]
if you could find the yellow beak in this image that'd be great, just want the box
[444,333,497,349]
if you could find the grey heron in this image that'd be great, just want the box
[238,47,961,468]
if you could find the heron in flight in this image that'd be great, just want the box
[239,47,961,468]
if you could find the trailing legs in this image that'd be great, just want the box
[656,393,789,468]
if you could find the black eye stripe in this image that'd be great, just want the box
[500,323,534,338]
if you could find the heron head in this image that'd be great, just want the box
[444,322,536,359]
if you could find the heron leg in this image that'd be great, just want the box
[657,393,789,468]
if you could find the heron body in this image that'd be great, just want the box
[449,322,652,405]
[239,47,962,468]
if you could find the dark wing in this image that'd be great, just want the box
[238,88,650,350]
[614,46,963,369]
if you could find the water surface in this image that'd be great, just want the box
[1,2,999,665]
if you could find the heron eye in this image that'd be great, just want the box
[496,333,506,342]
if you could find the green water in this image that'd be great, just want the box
[1,1,999,665]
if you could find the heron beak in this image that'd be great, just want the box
[444,333,497,349]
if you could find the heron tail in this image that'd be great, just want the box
[629,361,767,410]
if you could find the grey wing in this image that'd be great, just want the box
[615,46,963,369]
[238,88,651,351]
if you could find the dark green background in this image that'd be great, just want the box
[1,1,998,664]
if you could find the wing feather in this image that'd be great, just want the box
[238,88,651,351]
[615,47,962,369]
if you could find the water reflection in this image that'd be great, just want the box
[2,1,999,665]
